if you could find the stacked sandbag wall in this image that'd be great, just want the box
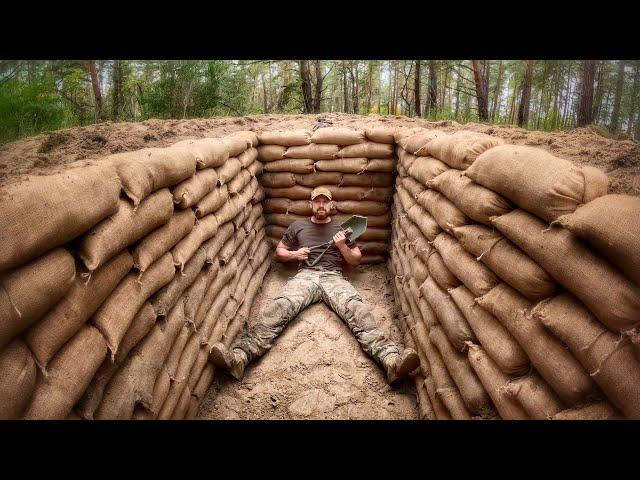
[389,127,640,420]
[0,130,271,420]
[258,126,397,264]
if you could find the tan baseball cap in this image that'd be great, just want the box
[310,186,332,201]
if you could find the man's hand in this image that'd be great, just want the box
[291,247,311,261]
[333,231,347,248]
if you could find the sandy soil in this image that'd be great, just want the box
[196,262,418,420]
[1,113,638,194]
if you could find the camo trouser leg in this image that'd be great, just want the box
[231,269,323,364]
[318,270,401,364]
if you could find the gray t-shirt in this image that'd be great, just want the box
[281,218,356,271]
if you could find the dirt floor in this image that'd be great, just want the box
[196,262,419,420]
[1,113,639,194]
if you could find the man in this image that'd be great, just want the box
[209,187,419,384]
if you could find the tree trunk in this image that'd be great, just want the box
[610,60,626,133]
[299,60,313,113]
[576,60,596,127]
[277,60,292,111]
[427,60,438,116]
[87,60,104,121]
[517,60,535,127]
[626,61,640,136]
[342,61,349,113]
[350,61,359,114]
[262,72,269,113]
[471,60,489,121]
[313,60,323,113]
[414,60,422,117]
[490,60,504,121]
[592,61,605,123]
[366,61,373,113]
[111,60,124,120]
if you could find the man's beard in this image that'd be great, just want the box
[313,208,328,220]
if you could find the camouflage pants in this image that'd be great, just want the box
[231,268,402,366]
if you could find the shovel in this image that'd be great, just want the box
[303,215,367,268]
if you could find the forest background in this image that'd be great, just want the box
[1,59,638,144]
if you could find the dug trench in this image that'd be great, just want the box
[0,120,639,420]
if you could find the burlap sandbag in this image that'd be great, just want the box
[394,127,429,146]
[200,287,232,346]
[466,343,527,420]
[257,145,287,162]
[327,186,394,203]
[79,188,174,271]
[396,186,416,212]
[401,177,426,198]
[311,127,365,145]
[364,159,395,173]
[466,145,609,222]
[247,160,263,178]
[0,339,37,419]
[258,129,311,146]
[172,168,218,208]
[169,384,192,420]
[264,185,311,200]
[238,148,258,168]
[133,209,195,272]
[398,149,417,172]
[477,283,597,406]
[414,374,437,420]
[215,157,242,186]
[260,172,297,188]
[201,222,235,264]
[169,138,228,169]
[554,194,640,285]
[419,276,476,351]
[92,252,175,357]
[409,279,438,328]
[364,125,396,144]
[147,370,171,418]
[164,324,192,380]
[171,214,219,270]
[252,186,266,205]
[336,200,388,216]
[552,401,622,420]
[340,173,394,188]
[265,224,286,240]
[193,363,216,401]
[0,248,75,351]
[336,212,390,228]
[222,131,258,155]
[434,232,498,296]
[291,172,340,187]
[492,209,640,334]
[186,347,210,395]
[264,213,305,228]
[338,142,393,159]
[423,375,452,420]
[0,164,121,272]
[285,144,338,160]
[150,248,206,317]
[95,300,185,419]
[415,190,470,234]
[501,372,564,420]
[359,227,390,242]
[195,184,228,218]
[183,264,219,327]
[406,204,441,242]
[428,169,512,225]
[422,130,504,169]
[452,224,556,301]
[449,285,529,376]
[112,146,196,206]
[25,251,132,371]
[532,292,640,419]
[213,194,243,226]
[263,199,311,216]
[264,158,315,174]
[399,130,444,154]
[314,158,368,173]
[23,325,107,419]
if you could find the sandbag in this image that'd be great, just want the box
[263,199,311,216]
[452,224,556,301]
[433,232,499,296]
[213,194,243,226]
[170,385,192,420]
[406,204,441,241]
[414,374,437,420]
[0,164,121,272]
[171,214,219,269]
[554,194,640,285]
[450,285,529,376]
[364,159,395,173]
[0,248,75,351]
[501,372,564,420]
[193,363,216,400]
[172,168,218,208]
[394,127,429,146]
[492,209,640,334]
[215,157,242,186]
[396,186,416,212]
[338,142,393,158]
[257,145,287,162]
[79,188,174,271]
[25,250,132,370]
[423,130,504,169]
[92,252,175,357]
[285,144,338,160]
[23,325,107,419]
[314,158,368,173]
[223,131,258,154]
[0,339,37,419]
[399,149,417,172]
[164,324,191,380]
[113,147,196,206]
[258,129,311,146]
[336,200,388,216]
[169,138,228,169]
[466,144,609,222]
[364,125,396,144]
[477,283,597,406]
[264,212,305,228]
[247,160,263,177]
[340,173,394,188]
[133,209,195,272]
[399,130,443,154]
[335,212,390,229]
[419,276,476,352]
[401,176,426,198]
[311,127,365,145]
[264,158,315,174]
[532,293,640,419]
[238,148,258,168]
[201,222,235,263]
[467,344,528,420]
[552,401,622,420]
[359,228,391,242]
[423,375,452,420]
[416,189,469,233]
[260,172,297,188]
[148,370,171,417]
[428,169,512,225]
[184,264,219,327]
[195,184,228,218]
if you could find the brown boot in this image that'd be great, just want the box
[209,343,247,381]
[384,348,420,384]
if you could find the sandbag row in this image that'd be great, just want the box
[0,130,271,419]
[258,127,396,264]
[391,130,640,420]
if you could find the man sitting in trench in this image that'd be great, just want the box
[209,187,419,384]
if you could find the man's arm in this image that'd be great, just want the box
[276,241,311,263]
[333,231,362,266]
